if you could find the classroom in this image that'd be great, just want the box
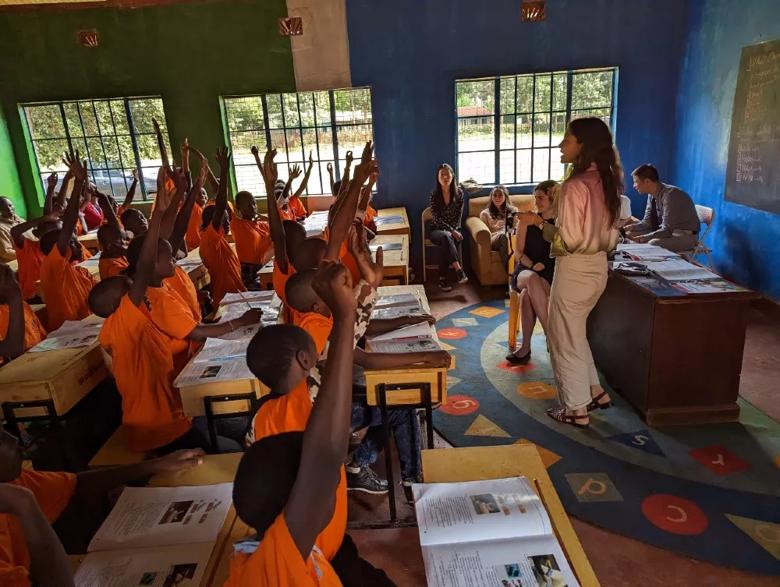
[0,0,778,585]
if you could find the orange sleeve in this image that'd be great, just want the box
[98,256,129,280]
[14,239,44,301]
[185,204,203,250]
[295,312,333,356]
[13,470,77,522]
[289,196,308,219]
[40,247,95,331]
[146,287,199,340]
[364,205,377,223]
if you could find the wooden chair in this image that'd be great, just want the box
[681,205,715,267]
[507,253,522,351]
[421,207,437,283]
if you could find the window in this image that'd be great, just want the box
[456,67,617,186]
[223,87,373,196]
[22,97,171,201]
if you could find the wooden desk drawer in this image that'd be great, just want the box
[363,367,448,406]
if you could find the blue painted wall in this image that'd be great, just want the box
[346,0,688,274]
[672,0,780,301]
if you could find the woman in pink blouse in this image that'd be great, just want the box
[519,117,621,428]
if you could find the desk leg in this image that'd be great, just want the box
[508,290,520,351]
[378,384,396,522]
[422,383,433,449]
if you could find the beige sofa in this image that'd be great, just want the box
[465,194,535,286]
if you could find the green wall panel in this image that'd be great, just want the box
[0,0,295,216]
[0,107,25,216]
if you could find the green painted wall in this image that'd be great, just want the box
[0,107,25,216]
[0,0,295,217]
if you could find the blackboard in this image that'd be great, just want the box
[724,39,780,214]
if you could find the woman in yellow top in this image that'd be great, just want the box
[518,117,620,428]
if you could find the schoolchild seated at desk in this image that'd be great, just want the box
[0,426,204,587]
[0,265,46,365]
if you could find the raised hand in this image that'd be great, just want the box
[352,141,377,186]
[155,166,174,212]
[62,151,88,182]
[345,150,354,166]
[152,118,171,171]
[307,151,314,168]
[181,138,190,173]
[132,168,139,182]
[312,261,356,319]
[326,162,333,174]
[289,163,302,181]
[46,172,58,189]
[348,222,383,288]
[262,149,278,185]
[215,146,231,172]
[237,308,263,326]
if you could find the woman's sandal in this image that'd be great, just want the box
[586,391,612,412]
[546,407,589,428]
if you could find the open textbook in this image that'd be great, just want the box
[413,477,578,587]
[74,483,232,586]
[175,337,255,387]
[372,292,426,321]
[367,321,440,354]
[30,319,103,352]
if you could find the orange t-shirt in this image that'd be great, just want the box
[39,247,96,331]
[272,260,303,325]
[98,256,129,280]
[252,381,347,562]
[13,239,44,301]
[288,196,308,220]
[224,514,341,587]
[185,203,204,250]
[143,283,200,374]
[294,312,333,356]
[199,225,245,305]
[0,302,46,361]
[231,217,272,265]
[164,266,201,322]
[279,207,297,222]
[0,470,77,587]
[99,295,192,451]
[364,205,377,224]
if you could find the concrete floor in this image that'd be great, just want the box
[349,281,780,586]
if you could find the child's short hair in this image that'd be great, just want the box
[39,230,61,255]
[290,237,326,272]
[246,324,315,389]
[201,204,231,231]
[88,276,131,317]
[233,433,303,536]
[284,269,320,314]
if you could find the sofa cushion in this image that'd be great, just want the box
[468,194,535,218]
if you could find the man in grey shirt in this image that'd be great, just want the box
[624,164,701,252]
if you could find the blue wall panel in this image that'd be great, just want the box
[346,0,688,274]
[673,0,780,300]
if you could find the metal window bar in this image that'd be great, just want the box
[329,91,341,182]
[513,76,518,185]
[312,95,324,194]
[124,98,149,201]
[90,100,116,198]
[493,79,500,185]
[107,100,131,194]
[74,101,99,189]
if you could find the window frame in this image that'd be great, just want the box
[455,67,618,189]
[222,87,374,197]
[21,95,170,202]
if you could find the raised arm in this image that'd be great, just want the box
[0,266,24,360]
[341,150,353,186]
[253,146,288,274]
[181,138,193,192]
[11,213,59,249]
[43,172,58,216]
[285,262,356,558]
[121,169,139,211]
[293,152,314,198]
[325,141,375,261]
[57,152,88,256]
[211,147,231,230]
[284,164,302,202]
[160,169,186,241]
[169,152,208,254]
[326,162,336,195]
[55,167,73,214]
[97,191,120,230]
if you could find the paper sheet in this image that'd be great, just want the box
[673,279,747,294]
[644,259,719,281]
[375,215,404,226]
[74,543,214,587]
[174,338,255,387]
[29,319,103,352]
[367,321,439,353]
[88,484,232,552]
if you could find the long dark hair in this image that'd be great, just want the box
[431,163,458,210]
[488,185,515,219]
[567,117,623,225]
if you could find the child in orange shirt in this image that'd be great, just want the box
[0,426,203,586]
[38,154,96,330]
[95,193,129,280]
[10,215,61,302]
[199,147,245,305]
[0,265,45,365]
[232,190,272,289]
[226,262,372,586]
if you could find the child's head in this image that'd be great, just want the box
[0,428,23,482]
[233,432,305,537]
[88,275,132,318]
[235,191,257,220]
[246,324,316,390]
[201,204,231,233]
[196,188,209,208]
[97,223,127,258]
[39,229,82,261]
[32,218,62,239]
[273,179,288,204]
[290,237,326,272]
[285,269,329,317]
[125,234,176,280]
[282,220,306,252]
[120,208,148,238]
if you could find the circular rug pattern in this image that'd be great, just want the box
[433,298,780,575]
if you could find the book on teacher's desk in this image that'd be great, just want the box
[73,483,232,586]
[413,477,578,587]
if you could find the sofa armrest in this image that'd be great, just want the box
[465,216,491,248]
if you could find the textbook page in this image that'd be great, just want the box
[422,536,578,587]
[367,321,440,353]
[412,477,551,546]
[29,319,103,352]
[372,292,425,321]
[88,483,232,552]
[644,259,718,281]
[74,543,213,587]
[174,339,255,387]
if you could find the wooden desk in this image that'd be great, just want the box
[0,317,107,421]
[587,272,759,426]
[176,247,211,291]
[375,206,410,237]
[177,369,269,419]
[372,234,409,286]
[422,445,599,587]
[78,231,99,252]
[258,259,274,290]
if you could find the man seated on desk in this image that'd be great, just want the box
[624,164,700,252]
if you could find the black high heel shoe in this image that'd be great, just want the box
[505,350,531,365]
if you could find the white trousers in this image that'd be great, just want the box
[547,252,608,410]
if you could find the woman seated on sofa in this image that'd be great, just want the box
[506,180,558,365]
[479,185,518,270]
